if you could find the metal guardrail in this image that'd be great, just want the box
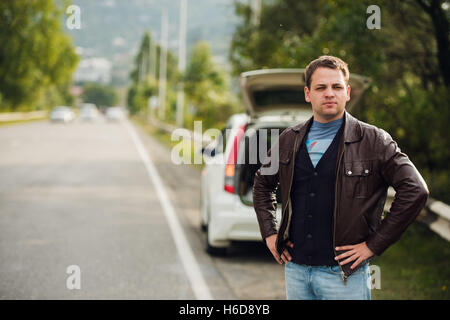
[148,118,450,242]
[148,117,211,144]
[386,188,450,242]
[0,111,48,122]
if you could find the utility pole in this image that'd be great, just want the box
[251,0,261,26]
[149,30,157,80]
[145,32,151,85]
[176,0,187,128]
[158,9,168,120]
[139,33,150,85]
[138,47,144,84]
[148,31,157,120]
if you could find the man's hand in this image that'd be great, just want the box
[335,242,374,269]
[265,234,294,264]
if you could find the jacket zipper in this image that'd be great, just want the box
[278,134,300,254]
[334,143,347,284]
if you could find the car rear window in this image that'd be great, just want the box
[253,88,306,106]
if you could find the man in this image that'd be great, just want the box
[253,55,429,300]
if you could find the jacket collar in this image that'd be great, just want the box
[292,110,362,143]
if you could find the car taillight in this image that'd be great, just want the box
[224,123,246,194]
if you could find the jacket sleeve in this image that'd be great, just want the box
[253,136,282,241]
[366,129,429,256]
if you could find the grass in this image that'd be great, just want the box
[133,116,178,147]
[371,221,450,300]
[0,117,48,127]
[132,116,204,171]
[133,115,450,300]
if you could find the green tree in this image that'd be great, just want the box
[81,83,118,107]
[416,0,450,86]
[127,30,179,117]
[184,41,241,129]
[0,0,78,111]
[129,31,152,85]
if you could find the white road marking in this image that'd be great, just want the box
[123,120,213,300]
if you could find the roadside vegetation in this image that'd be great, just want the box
[371,222,450,300]
[0,118,48,127]
[127,32,243,131]
[0,0,78,112]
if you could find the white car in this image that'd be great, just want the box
[79,103,100,121]
[50,106,75,123]
[200,68,370,255]
[105,106,127,121]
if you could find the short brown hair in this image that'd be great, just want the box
[305,55,349,89]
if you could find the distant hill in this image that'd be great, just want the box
[64,0,239,84]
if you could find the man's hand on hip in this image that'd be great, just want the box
[335,242,374,269]
[265,234,294,264]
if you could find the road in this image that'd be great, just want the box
[0,118,285,299]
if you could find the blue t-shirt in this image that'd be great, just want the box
[306,117,344,167]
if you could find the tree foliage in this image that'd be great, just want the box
[126,34,241,129]
[184,42,241,129]
[127,30,178,117]
[81,83,118,108]
[230,0,450,202]
[0,0,78,111]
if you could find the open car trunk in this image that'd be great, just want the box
[235,122,293,206]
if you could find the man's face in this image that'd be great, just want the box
[304,67,351,123]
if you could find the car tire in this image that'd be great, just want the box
[200,188,208,232]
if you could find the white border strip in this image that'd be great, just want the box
[123,120,212,300]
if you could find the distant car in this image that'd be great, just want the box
[79,103,100,121]
[105,106,126,121]
[50,106,75,123]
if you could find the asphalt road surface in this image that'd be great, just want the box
[0,118,285,299]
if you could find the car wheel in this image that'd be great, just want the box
[199,187,207,232]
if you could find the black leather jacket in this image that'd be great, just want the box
[253,111,429,279]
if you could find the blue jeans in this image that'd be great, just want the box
[285,262,371,300]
